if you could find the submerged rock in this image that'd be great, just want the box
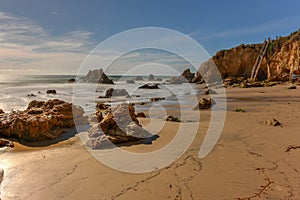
[0,99,88,142]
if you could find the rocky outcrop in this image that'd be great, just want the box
[0,99,88,142]
[99,88,129,98]
[86,104,153,148]
[148,74,155,81]
[82,68,114,84]
[194,29,300,82]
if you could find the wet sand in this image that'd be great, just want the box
[1,85,300,199]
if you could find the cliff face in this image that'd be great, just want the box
[196,29,300,81]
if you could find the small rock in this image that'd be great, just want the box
[138,84,159,89]
[99,88,129,98]
[68,78,76,83]
[150,97,165,102]
[164,115,181,122]
[27,94,37,97]
[287,85,296,89]
[46,90,57,94]
[193,98,214,110]
[265,118,281,126]
[0,138,14,148]
[234,108,245,112]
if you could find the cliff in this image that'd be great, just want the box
[195,29,300,82]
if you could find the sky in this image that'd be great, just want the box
[0,0,299,75]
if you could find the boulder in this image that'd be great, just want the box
[0,99,89,142]
[82,68,114,84]
[138,84,159,89]
[89,104,152,145]
[46,90,57,94]
[148,74,155,81]
[99,88,129,98]
[0,138,14,148]
[193,98,214,110]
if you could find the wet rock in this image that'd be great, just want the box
[99,88,129,98]
[27,94,37,97]
[68,78,76,83]
[96,102,109,110]
[136,112,146,118]
[150,97,165,102]
[46,90,57,94]
[265,118,281,126]
[0,99,89,142]
[193,98,214,110]
[164,115,181,122]
[0,109,4,114]
[139,84,159,89]
[0,138,14,148]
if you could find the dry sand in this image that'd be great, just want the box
[1,85,300,200]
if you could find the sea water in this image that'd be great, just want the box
[0,75,204,114]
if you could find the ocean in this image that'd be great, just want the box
[0,74,204,114]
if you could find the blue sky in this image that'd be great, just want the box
[0,0,299,75]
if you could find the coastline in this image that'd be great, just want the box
[1,84,300,199]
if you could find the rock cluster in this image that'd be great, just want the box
[86,103,153,149]
[0,99,88,142]
[82,68,114,84]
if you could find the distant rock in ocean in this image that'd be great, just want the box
[46,90,57,94]
[99,88,130,98]
[82,68,114,84]
[148,74,155,81]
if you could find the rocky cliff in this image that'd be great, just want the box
[195,29,300,82]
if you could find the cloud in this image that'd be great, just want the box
[191,18,299,40]
[0,11,95,74]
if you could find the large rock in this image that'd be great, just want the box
[82,68,114,84]
[0,99,88,142]
[87,104,152,147]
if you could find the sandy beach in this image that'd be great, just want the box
[1,84,300,200]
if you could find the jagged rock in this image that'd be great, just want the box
[0,99,88,142]
[138,84,159,89]
[265,118,281,126]
[126,79,135,84]
[181,69,195,82]
[136,112,146,118]
[0,138,14,148]
[148,74,155,81]
[193,98,214,110]
[164,115,181,122]
[150,97,165,102]
[82,68,114,84]
[99,88,129,98]
[46,90,57,94]
[88,103,152,147]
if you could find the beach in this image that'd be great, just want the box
[1,84,300,199]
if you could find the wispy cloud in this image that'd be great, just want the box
[0,11,95,74]
[190,18,299,40]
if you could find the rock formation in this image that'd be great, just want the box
[0,99,88,142]
[148,74,155,81]
[194,29,300,82]
[82,68,114,84]
[86,103,153,148]
[99,88,129,98]
[193,98,214,110]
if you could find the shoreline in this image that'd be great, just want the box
[1,85,300,199]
